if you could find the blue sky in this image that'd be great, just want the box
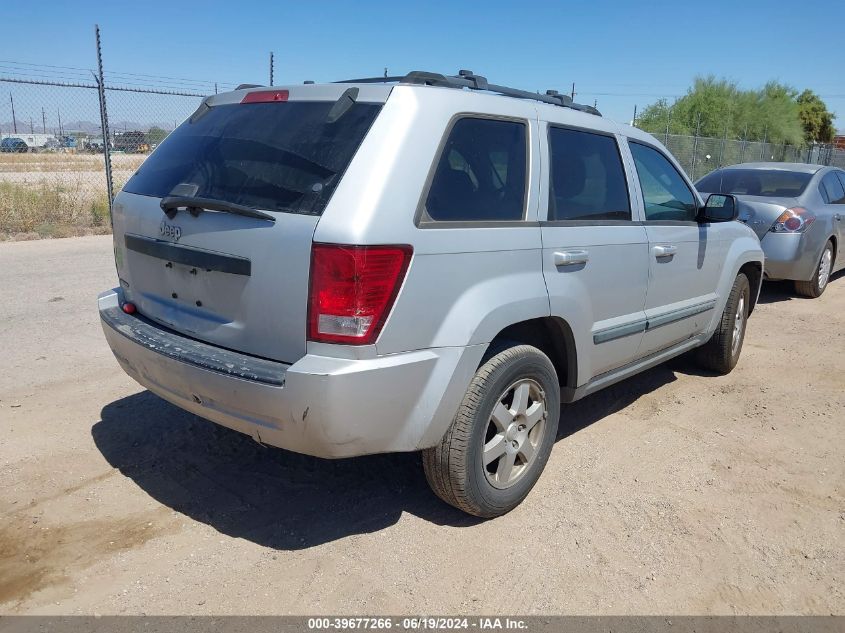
[2,0,844,130]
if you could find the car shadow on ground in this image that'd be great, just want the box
[757,270,844,304]
[93,361,683,550]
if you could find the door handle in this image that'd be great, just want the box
[835,213,842,221]
[554,250,589,266]
[653,245,677,258]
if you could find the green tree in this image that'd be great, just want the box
[145,126,169,146]
[635,76,804,145]
[797,90,835,144]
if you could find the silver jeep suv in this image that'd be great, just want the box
[99,70,764,517]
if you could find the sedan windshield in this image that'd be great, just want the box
[696,169,812,197]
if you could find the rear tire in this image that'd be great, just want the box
[422,344,560,518]
[694,273,750,375]
[794,241,834,298]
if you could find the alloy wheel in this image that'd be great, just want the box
[818,248,832,291]
[483,379,548,489]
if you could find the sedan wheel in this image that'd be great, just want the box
[795,241,834,298]
[817,247,832,291]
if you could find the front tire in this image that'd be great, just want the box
[794,240,834,298]
[694,272,750,375]
[422,344,560,518]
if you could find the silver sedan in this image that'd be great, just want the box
[697,163,845,298]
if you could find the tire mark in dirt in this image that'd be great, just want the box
[0,508,180,607]
[3,469,119,515]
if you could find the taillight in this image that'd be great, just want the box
[308,244,412,345]
[771,207,815,233]
[240,90,289,104]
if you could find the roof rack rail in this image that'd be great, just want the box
[235,83,263,90]
[335,69,601,116]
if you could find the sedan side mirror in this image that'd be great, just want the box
[699,194,738,223]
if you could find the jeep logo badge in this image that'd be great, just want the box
[159,220,182,241]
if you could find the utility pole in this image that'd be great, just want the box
[57,109,63,137]
[30,117,33,134]
[570,82,575,100]
[384,67,388,78]
[214,82,218,94]
[269,51,274,86]
[632,104,637,126]
[10,92,17,133]
[41,107,46,134]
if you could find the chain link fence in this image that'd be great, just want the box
[652,131,845,182]
[2,52,844,239]
[0,76,206,239]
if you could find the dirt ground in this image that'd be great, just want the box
[0,235,843,615]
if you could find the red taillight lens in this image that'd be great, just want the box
[771,207,815,233]
[240,90,289,104]
[308,244,412,345]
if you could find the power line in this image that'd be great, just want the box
[0,59,239,91]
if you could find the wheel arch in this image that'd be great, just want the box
[487,317,578,392]
[739,260,763,315]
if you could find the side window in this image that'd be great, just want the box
[837,171,845,197]
[547,127,631,221]
[424,117,526,222]
[819,183,831,204]
[821,172,845,204]
[629,141,697,222]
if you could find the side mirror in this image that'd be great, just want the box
[699,193,738,223]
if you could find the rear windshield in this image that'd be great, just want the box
[122,100,382,215]
[696,168,812,198]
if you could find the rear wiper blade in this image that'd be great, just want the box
[160,196,275,222]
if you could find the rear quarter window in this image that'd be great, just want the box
[423,117,527,223]
[122,100,382,215]
[821,171,845,204]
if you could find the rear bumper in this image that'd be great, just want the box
[99,289,481,458]
[760,232,821,281]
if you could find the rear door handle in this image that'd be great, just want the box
[653,245,677,258]
[554,250,589,266]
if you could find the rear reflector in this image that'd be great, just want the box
[241,90,289,104]
[308,244,412,345]
[122,302,136,314]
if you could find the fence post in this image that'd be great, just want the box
[718,126,726,167]
[690,112,701,180]
[94,24,114,223]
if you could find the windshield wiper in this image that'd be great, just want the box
[160,196,276,222]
